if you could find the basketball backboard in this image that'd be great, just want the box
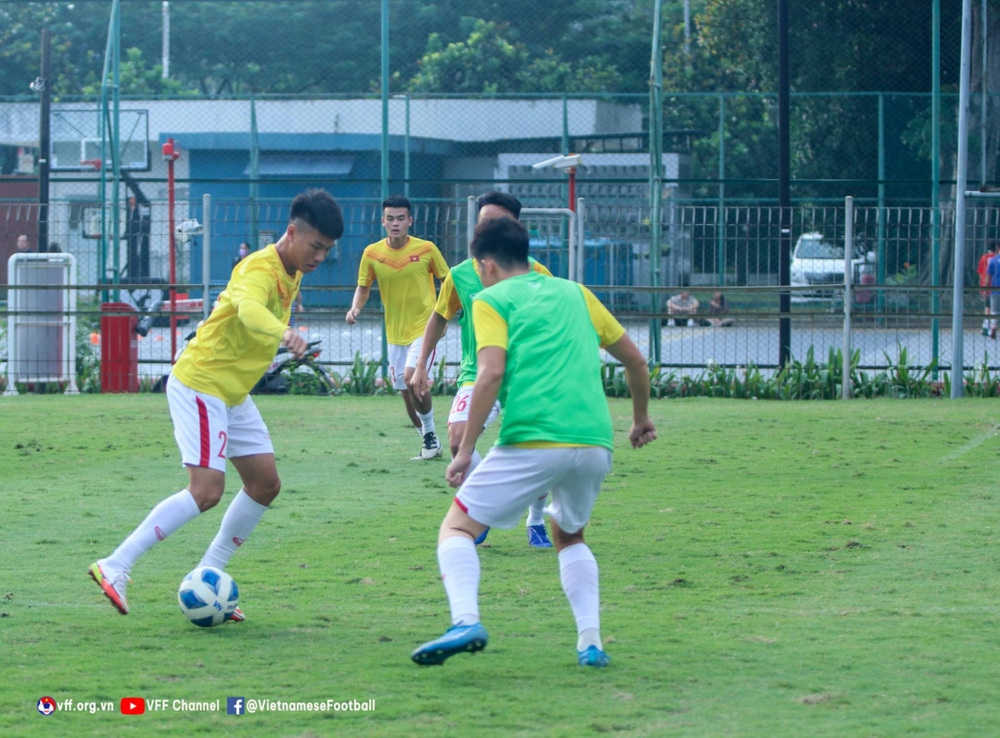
[50,108,150,172]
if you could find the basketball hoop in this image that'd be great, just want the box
[81,158,103,171]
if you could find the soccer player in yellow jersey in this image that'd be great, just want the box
[410,191,554,548]
[411,216,656,668]
[88,189,344,617]
[347,195,450,460]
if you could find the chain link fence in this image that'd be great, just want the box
[6,198,1000,390]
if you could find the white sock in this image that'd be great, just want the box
[199,489,268,570]
[105,489,201,574]
[578,627,602,651]
[417,408,436,436]
[438,536,480,626]
[469,448,483,472]
[559,543,602,650]
[526,494,546,527]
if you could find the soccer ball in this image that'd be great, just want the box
[177,566,239,627]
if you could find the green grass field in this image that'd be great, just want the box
[2,395,1000,737]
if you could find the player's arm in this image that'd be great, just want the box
[446,346,504,488]
[430,244,450,280]
[581,285,656,448]
[346,285,370,323]
[411,274,460,398]
[604,334,656,448]
[230,270,307,358]
[410,312,447,399]
[446,299,506,487]
[347,252,374,323]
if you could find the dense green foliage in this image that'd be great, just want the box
[0,1,964,98]
[0,1,985,199]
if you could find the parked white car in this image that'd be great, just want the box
[790,232,874,302]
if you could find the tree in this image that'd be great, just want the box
[409,20,527,94]
[0,2,109,97]
[407,18,624,94]
[81,47,194,97]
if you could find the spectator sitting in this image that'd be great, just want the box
[16,234,31,252]
[708,292,734,327]
[47,242,62,253]
[666,291,699,326]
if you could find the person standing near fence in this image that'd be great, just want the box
[88,189,343,618]
[978,244,996,335]
[16,234,31,252]
[409,191,555,548]
[233,241,252,268]
[989,249,1000,339]
[410,215,656,668]
[346,195,450,460]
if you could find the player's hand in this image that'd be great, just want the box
[345,307,360,324]
[409,366,430,399]
[629,417,657,448]
[446,451,473,488]
[281,328,307,359]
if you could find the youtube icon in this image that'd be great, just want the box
[120,697,145,715]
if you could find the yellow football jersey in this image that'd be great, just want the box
[172,245,299,406]
[358,236,449,345]
[434,257,552,320]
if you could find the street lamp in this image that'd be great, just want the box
[532,154,582,211]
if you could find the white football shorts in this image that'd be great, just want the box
[387,336,436,390]
[166,375,273,473]
[455,445,613,534]
[448,383,501,427]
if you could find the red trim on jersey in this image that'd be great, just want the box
[454,496,469,513]
[196,396,210,467]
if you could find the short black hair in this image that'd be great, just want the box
[290,189,344,240]
[471,216,529,269]
[476,190,521,220]
[382,194,412,213]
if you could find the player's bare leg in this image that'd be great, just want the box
[401,388,422,430]
[550,519,608,667]
[447,419,491,543]
[406,369,441,460]
[187,466,226,511]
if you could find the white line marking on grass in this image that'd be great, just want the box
[940,428,998,464]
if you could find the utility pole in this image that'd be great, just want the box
[778,0,791,368]
[162,2,170,78]
[37,29,52,252]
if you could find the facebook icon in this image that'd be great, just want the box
[227,697,245,715]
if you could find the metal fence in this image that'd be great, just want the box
[6,198,1000,393]
[0,90,974,208]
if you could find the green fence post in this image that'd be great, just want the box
[877,93,887,322]
[379,0,390,383]
[718,94,726,287]
[932,0,941,381]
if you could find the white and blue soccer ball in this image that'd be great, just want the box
[178,566,239,627]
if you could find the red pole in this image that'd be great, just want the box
[163,138,180,363]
